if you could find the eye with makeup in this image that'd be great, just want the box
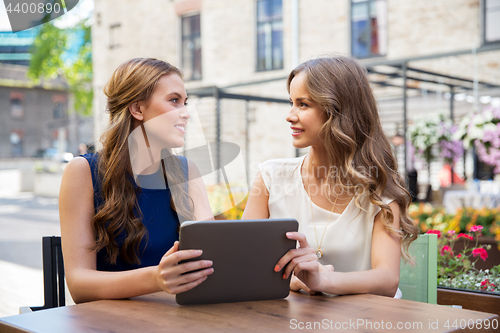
[289,99,310,108]
[169,98,189,107]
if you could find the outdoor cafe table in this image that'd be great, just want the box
[1,291,499,333]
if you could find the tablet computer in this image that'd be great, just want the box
[175,218,298,305]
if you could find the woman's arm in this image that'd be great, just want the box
[60,157,213,303]
[187,159,214,221]
[284,201,401,297]
[241,171,270,219]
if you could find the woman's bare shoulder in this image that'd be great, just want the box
[61,157,93,189]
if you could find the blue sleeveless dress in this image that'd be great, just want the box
[81,153,188,271]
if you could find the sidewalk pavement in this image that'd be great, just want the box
[0,190,74,318]
[0,260,44,317]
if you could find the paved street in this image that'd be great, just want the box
[0,190,67,317]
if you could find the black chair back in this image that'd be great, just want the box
[31,236,65,311]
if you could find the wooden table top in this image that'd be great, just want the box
[1,291,499,332]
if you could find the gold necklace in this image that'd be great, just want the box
[306,178,339,259]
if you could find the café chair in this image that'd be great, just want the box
[398,233,438,304]
[19,236,65,313]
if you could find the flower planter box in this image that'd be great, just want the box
[437,286,500,315]
[453,237,500,270]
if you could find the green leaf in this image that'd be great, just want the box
[28,21,92,115]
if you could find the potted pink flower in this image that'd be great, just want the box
[426,225,500,314]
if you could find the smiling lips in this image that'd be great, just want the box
[174,123,186,134]
[291,126,304,137]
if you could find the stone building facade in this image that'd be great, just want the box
[92,0,500,187]
[0,64,72,158]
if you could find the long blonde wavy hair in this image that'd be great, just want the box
[92,58,194,265]
[287,56,418,261]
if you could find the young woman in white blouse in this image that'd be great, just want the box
[242,56,418,297]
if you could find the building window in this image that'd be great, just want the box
[351,0,387,59]
[10,92,24,119]
[11,98,24,119]
[53,95,66,119]
[109,23,121,49]
[256,0,283,71]
[53,102,65,119]
[181,14,202,81]
[484,0,500,44]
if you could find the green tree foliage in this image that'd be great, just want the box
[28,21,92,115]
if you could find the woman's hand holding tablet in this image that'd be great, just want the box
[156,241,214,294]
[274,232,325,292]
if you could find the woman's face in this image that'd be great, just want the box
[286,71,328,149]
[139,73,190,149]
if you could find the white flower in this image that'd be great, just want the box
[483,110,494,122]
[464,138,471,149]
[472,114,484,126]
[483,123,497,133]
[453,128,466,141]
[468,126,484,140]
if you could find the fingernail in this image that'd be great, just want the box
[196,250,202,255]
[286,232,292,237]
[274,265,280,272]
[283,273,287,279]
[206,260,213,266]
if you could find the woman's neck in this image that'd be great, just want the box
[140,160,161,175]
[305,145,330,180]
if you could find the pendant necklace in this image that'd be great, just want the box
[306,177,339,259]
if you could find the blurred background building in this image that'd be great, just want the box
[0,29,36,66]
[0,29,93,161]
[0,63,70,159]
[92,0,500,193]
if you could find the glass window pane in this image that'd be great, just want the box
[182,17,190,37]
[372,0,387,55]
[352,1,368,21]
[182,15,201,80]
[352,0,386,57]
[257,0,268,22]
[271,0,282,19]
[257,27,267,71]
[272,29,283,69]
[182,40,193,79]
[486,0,500,9]
[257,0,282,71]
[486,10,500,42]
[193,46,202,80]
[11,99,24,118]
[352,2,369,57]
[191,15,201,34]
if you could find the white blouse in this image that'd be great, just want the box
[259,155,394,272]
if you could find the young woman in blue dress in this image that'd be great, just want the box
[243,56,418,297]
[59,58,214,303]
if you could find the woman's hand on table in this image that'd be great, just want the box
[290,263,334,294]
[156,241,214,294]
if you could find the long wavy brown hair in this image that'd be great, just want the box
[287,56,418,261]
[92,58,194,265]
